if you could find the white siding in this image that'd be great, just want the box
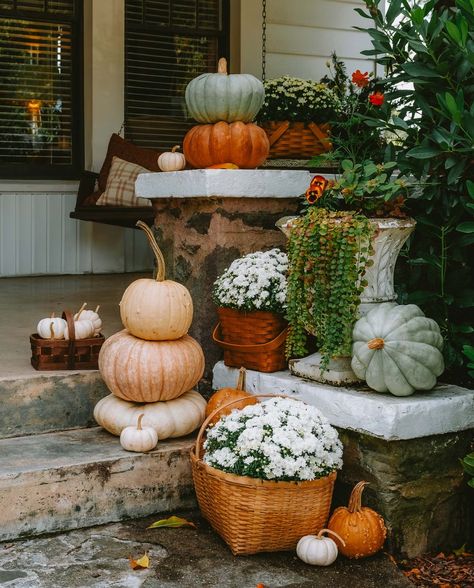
[241,0,375,80]
[0,192,151,277]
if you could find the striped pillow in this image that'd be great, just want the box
[96,156,152,207]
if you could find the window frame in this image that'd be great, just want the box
[0,1,84,180]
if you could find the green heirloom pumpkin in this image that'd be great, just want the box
[351,303,444,396]
[185,57,264,124]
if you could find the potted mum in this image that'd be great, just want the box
[257,75,342,158]
[191,396,343,555]
[212,249,288,372]
[281,159,415,383]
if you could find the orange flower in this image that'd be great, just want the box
[305,175,329,204]
[369,92,385,106]
[352,70,370,88]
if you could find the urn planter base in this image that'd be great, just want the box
[290,353,361,386]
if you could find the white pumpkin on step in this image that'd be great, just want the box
[120,414,158,453]
[296,529,345,566]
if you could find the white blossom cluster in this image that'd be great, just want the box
[258,76,343,123]
[204,397,343,482]
[212,249,288,314]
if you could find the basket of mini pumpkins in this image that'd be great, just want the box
[191,393,342,555]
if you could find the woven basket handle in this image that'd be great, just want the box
[267,121,290,146]
[212,323,287,352]
[62,310,76,369]
[194,393,292,460]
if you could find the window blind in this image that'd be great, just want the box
[0,0,81,178]
[125,0,229,151]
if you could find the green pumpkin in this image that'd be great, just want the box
[185,57,265,124]
[351,303,444,396]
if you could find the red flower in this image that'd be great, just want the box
[352,70,370,88]
[369,92,385,106]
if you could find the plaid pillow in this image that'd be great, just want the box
[96,156,152,207]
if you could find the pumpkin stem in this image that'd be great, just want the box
[171,145,181,153]
[136,221,166,282]
[50,322,55,339]
[76,302,87,320]
[236,367,246,391]
[317,528,346,546]
[368,337,384,350]
[217,57,227,74]
[95,305,100,313]
[348,481,369,513]
[50,312,55,318]
[137,413,144,430]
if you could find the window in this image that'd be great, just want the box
[125,0,229,151]
[0,0,82,179]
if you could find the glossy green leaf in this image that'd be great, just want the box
[456,222,474,233]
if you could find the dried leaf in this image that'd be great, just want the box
[452,543,469,556]
[147,515,196,530]
[129,553,150,570]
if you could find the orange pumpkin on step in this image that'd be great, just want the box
[183,121,269,169]
[205,367,257,426]
[328,481,387,559]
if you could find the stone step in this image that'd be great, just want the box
[0,427,196,542]
[0,371,108,439]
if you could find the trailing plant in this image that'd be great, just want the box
[286,207,374,369]
[461,452,474,489]
[356,0,474,384]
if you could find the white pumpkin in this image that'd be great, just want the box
[94,389,206,440]
[158,145,186,172]
[74,303,102,336]
[296,529,345,566]
[351,303,445,396]
[120,414,158,452]
[65,319,95,340]
[37,315,67,340]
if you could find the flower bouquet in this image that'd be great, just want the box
[257,75,341,158]
[191,395,343,554]
[212,249,288,372]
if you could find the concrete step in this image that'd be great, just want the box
[0,427,196,541]
[0,371,108,439]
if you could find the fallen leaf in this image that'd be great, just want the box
[147,515,196,530]
[453,543,469,556]
[129,552,150,570]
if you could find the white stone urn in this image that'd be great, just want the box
[277,215,416,384]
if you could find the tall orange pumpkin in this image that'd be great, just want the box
[183,121,270,169]
[328,481,387,559]
[205,367,257,426]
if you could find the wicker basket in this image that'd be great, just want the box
[212,307,287,372]
[191,395,337,555]
[260,121,332,159]
[30,311,104,370]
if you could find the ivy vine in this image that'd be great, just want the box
[286,207,375,371]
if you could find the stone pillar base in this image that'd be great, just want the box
[290,353,361,386]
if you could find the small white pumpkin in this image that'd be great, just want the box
[74,303,102,336]
[351,302,445,396]
[120,414,158,452]
[157,145,186,172]
[37,314,67,340]
[296,529,345,566]
[65,318,95,340]
[94,389,206,440]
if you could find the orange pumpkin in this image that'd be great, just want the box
[206,163,239,169]
[328,481,387,559]
[183,121,270,169]
[205,367,257,426]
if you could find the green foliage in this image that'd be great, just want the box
[462,345,474,378]
[315,159,409,217]
[461,452,474,489]
[286,208,374,370]
[358,0,474,383]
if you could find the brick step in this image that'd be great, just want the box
[0,427,195,541]
[0,371,108,439]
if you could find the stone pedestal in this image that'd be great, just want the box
[213,362,474,557]
[135,170,310,391]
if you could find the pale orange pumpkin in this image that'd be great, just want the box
[98,330,205,402]
[205,367,257,426]
[328,481,387,559]
[120,221,193,341]
[183,121,270,169]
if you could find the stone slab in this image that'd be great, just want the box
[136,169,313,198]
[0,372,108,439]
[0,427,196,541]
[213,362,474,441]
[0,513,411,588]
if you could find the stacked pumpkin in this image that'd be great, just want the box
[183,57,270,169]
[94,221,207,451]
